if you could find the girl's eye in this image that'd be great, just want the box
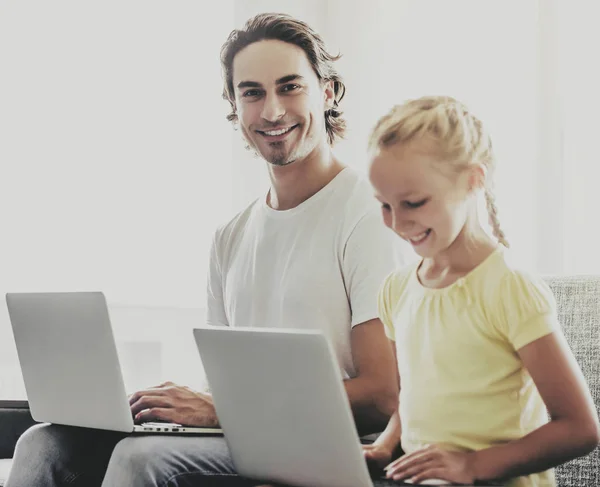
[403,198,428,209]
[381,203,391,211]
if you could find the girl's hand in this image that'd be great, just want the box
[363,442,394,469]
[385,444,477,484]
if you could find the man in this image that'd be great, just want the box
[6,13,409,487]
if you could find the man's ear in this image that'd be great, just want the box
[323,80,335,111]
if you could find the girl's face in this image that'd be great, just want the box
[369,140,476,259]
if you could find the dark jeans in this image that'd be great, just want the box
[5,423,253,487]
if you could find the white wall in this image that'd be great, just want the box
[557,1,600,275]
[0,1,235,398]
[110,305,209,393]
[0,1,235,310]
[326,0,540,269]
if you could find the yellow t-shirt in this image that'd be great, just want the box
[379,248,557,487]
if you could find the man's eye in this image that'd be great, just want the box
[242,90,261,98]
[404,199,428,209]
[281,84,300,92]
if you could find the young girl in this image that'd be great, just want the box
[363,96,600,486]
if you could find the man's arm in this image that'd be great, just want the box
[344,318,399,435]
[340,206,410,435]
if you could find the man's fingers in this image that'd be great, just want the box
[134,407,175,424]
[128,382,177,404]
[130,395,174,416]
[128,392,140,406]
[129,389,167,408]
[128,387,169,405]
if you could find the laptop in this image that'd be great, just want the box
[6,291,222,435]
[193,327,496,487]
[193,326,379,487]
[193,328,475,487]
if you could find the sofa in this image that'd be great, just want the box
[0,403,36,486]
[1,275,599,487]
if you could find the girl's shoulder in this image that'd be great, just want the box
[380,261,420,299]
[474,250,558,346]
[475,249,556,314]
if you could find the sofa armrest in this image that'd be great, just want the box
[0,402,37,459]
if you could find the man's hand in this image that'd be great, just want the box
[384,445,476,485]
[129,381,219,427]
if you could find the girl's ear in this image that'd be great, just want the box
[468,164,487,192]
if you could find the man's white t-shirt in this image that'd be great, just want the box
[206,167,411,379]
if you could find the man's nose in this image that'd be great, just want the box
[261,93,285,123]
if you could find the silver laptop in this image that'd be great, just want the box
[193,326,376,487]
[6,292,222,435]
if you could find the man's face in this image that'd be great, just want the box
[232,39,334,166]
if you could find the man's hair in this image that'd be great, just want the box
[220,13,347,146]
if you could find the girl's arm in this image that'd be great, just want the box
[472,331,600,482]
[373,408,402,451]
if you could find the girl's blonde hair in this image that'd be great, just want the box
[369,95,509,248]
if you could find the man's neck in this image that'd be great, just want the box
[266,142,345,211]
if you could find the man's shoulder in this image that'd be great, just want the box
[213,198,261,247]
[324,167,380,220]
[334,167,375,200]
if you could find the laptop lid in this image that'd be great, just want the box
[6,292,135,432]
[193,326,373,487]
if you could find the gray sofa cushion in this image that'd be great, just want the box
[0,407,36,487]
[547,275,600,486]
[0,408,36,459]
[0,458,11,487]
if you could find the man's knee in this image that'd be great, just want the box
[14,423,62,460]
[7,424,77,487]
[104,436,237,487]
[107,436,166,482]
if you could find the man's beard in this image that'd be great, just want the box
[267,142,295,166]
[265,133,316,167]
